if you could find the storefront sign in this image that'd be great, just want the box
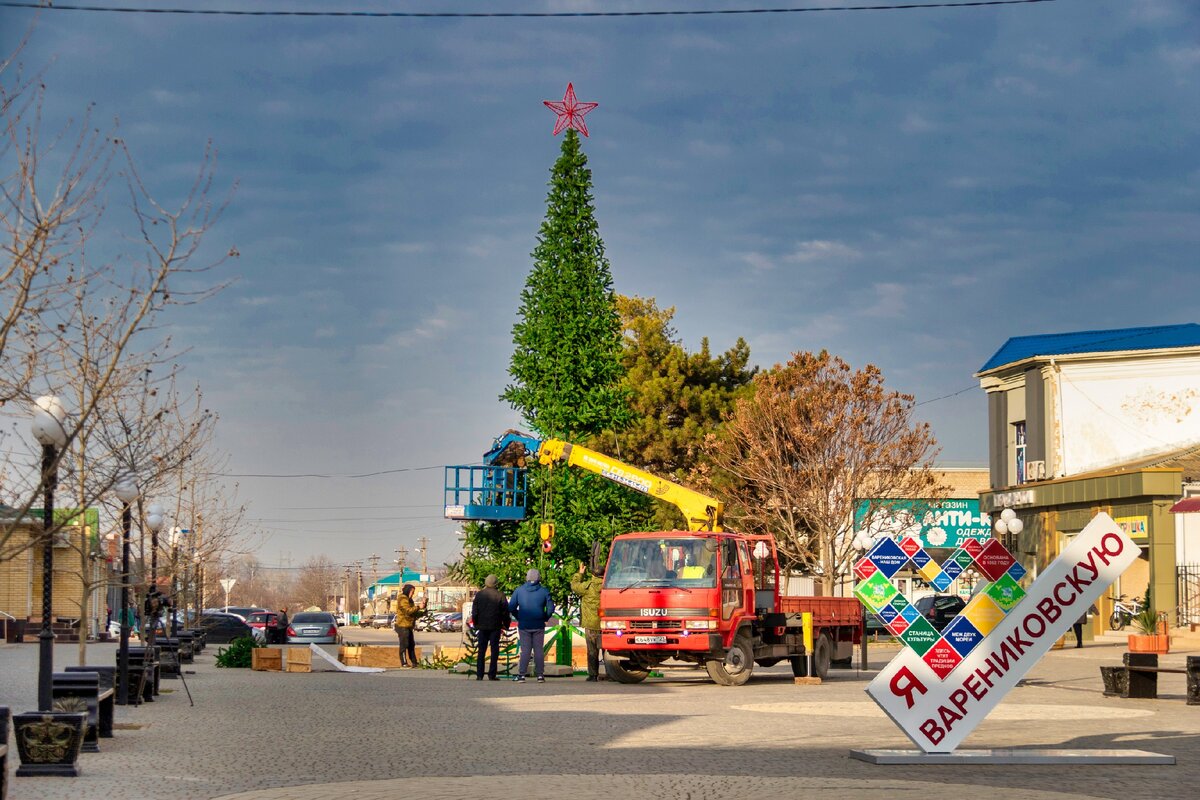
[1115,515,1148,540]
[855,499,993,550]
[864,512,1136,753]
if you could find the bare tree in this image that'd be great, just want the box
[291,556,340,611]
[1,50,235,566]
[699,351,945,594]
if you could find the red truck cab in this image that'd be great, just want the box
[599,530,862,685]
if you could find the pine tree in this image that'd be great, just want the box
[459,130,651,600]
[502,129,629,439]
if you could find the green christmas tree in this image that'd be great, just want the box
[458,129,652,601]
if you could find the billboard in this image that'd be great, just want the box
[855,498,992,550]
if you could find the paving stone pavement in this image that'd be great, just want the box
[1,637,1196,800]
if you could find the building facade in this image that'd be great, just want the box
[976,324,1200,627]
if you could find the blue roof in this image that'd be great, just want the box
[978,324,1200,374]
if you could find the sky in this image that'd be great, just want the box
[2,0,1197,575]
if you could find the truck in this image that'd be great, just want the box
[446,431,864,686]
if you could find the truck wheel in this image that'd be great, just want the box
[790,636,833,678]
[604,653,648,684]
[705,635,754,686]
[813,634,832,679]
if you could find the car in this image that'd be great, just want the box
[437,612,462,632]
[195,613,259,644]
[286,611,340,645]
[371,613,395,629]
[914,594,967,631]
[214,606,267,622]
[247,611,287,644]
[358,614,376,628]
[333,613,348,627]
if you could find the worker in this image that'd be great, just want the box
[570,561,604,681]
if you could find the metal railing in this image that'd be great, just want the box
[1178,564,1200,627]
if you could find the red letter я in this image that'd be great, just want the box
[890,665,928,709]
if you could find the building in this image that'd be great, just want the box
[976,323,1200,627]
[1,505,97,640]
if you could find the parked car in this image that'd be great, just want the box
[358,614,375,628]
[333,613,348,626]
[215,606,267,622]
[287,611,340,645]
[371,613,395,629]
[436,612,462,632]
[247,611,287,644]
[914,594,967,631]
[196,613,259,644]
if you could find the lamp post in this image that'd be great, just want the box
[168,526,188,636]
[31,395,67,713]
[992,507,1024,552]
[144,503,165,644]
[114,475,138,706]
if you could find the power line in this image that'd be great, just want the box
[212,464,446,479]
[916,385,976,406]
[0,1,1061,20]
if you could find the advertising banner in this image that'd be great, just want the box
[855,498,992,550]
[865,512,1137,753]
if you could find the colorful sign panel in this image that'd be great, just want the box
[863,512,1136,753]
[854,498,993,550]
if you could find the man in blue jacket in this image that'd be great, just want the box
[508,568,555,682]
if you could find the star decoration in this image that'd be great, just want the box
[543,83,598,137]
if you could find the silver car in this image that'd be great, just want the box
[285,611,340,645]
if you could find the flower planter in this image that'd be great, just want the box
[13,711,86,777]
[1127,633,1170,654]
[1099,665,1128,697]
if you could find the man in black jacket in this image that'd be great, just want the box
[471,575,510,681]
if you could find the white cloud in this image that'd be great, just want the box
[784,240,861,264]
[686,139,732,158]
[901,112,935,134]
[1162,45,1200,71]
[314,326,336,339]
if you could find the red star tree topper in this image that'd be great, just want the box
[543,83,598,137]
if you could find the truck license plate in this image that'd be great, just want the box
[633,635,667,644]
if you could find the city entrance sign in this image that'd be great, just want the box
[865,512,1137,753]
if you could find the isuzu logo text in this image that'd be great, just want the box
[640,608,669,617]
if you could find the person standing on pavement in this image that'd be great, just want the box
[570,561,604,681]
[509,568,555,683]
[1073,604,1097,648]
[394,584,427,668]
[274,608,289,645]
[471,575,510,681]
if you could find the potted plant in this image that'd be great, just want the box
[1127,605,1169,654]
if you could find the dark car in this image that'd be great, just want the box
[914,594,967,631]
[196,613,257,644]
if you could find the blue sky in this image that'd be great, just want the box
[4,0,1197,571]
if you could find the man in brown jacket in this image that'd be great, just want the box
[393,584,427,668]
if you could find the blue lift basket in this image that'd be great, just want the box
[444,464,529,522]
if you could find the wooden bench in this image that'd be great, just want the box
[51,672,113,753]
[64,666,117,739]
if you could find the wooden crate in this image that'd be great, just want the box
[338,645,362,667]
[285,646,312,673]
[251,648,282,671]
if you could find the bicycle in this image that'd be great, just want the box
[1108,594,1143,631]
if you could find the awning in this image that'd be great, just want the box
[1169,497,1200,513]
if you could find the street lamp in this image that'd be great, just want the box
[31,394,67,713]
[167,526,187,636]
[114,475,138,706]
[993,507,1024,552]
[144,503,165,644]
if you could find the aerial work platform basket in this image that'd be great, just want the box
[444,465,529,522]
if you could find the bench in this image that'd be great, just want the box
[177,631,197,663]
[64,666,116,739]
[158,637,182,678]
[51,672,113,753]
[117,646,160,704]
[1100,654,1200,703]
[1,706,9,800]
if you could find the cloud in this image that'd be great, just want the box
[900,112,935,134]
[785,240,861,264]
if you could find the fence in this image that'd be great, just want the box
[1178,564,1200,627]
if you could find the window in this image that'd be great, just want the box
[1014,421,1026,484]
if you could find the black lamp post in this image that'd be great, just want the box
[144,503,165,644]
[31,394,67,713]
[114,475,138,706]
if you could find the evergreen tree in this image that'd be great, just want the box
[459,130,651,599]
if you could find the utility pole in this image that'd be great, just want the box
[417,536,429,575]
[355,561,363,617]
[369,553,380,581]
[394,546,407,572]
